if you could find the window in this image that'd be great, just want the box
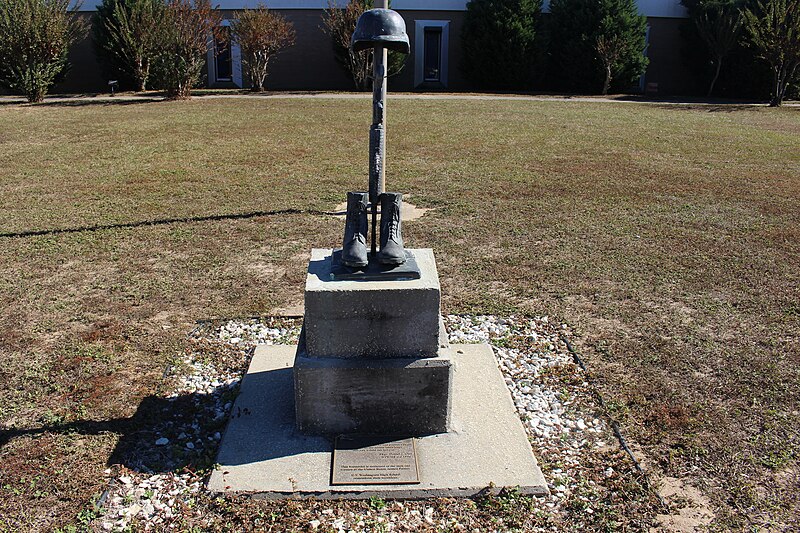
[414,20,449,88]
[423,27,442,82]
[215,27,232,82]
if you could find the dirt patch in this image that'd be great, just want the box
[652,477,715,532]
[331,195,432,222]
[244,262,287,280]
[270,300,305,317]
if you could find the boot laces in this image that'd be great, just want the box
[385,201,400,241]
[347,198,367,243]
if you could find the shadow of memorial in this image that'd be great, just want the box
[0,209,314,239]
[0,365,329,474]
[0,97,164,108]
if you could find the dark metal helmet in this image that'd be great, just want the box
[351,8,410,54]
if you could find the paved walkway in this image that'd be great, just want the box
[1,91,797,107]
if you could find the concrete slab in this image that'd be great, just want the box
[207,343,548,499]
[304,248,442,358]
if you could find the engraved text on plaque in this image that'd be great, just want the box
[331,436,420,485]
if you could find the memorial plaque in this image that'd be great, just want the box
[331,436,420,485]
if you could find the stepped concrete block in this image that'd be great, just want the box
[304,248,441,358]
[207,343,548,499]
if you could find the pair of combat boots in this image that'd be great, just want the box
[341,191,405,267]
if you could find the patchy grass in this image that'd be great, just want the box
[0,97,798,530]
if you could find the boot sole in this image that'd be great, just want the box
[377,258,406,266]
[342,260,368,268]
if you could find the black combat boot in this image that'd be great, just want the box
[341,192,369,267]
[377,192,406,265]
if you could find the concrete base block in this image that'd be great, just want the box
[207,343,548,499]
[294,349,453,435]
[304,248,442,358]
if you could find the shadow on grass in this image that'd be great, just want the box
[0,355,338,473]
[0,208,330,239]
[611,94,766,108]
[33,98,164,108]
[0,96,164,107]
[653,103,769,113]
[0,389,235,473]
[0,89,346,106]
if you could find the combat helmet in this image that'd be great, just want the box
[351,8,410,54]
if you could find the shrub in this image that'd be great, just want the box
[231,4,296,92]
[743,0,800,106]
[150,0,222,99]
[94,0,164,92]
[322,0,405,91]
[460,0,542,90]
[0,0,87,102]
[548,0,648,94]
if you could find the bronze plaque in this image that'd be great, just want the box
[331,436,420,485]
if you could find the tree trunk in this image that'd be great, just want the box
[707,57,722,98]
[774,62,798,107]
[351,49,372,91]
[27,88,45,103]
[258,59,269,92]
[171,78,192,100]
[770,66,783,107]
[602,63,612,96]
[135,58,147,92]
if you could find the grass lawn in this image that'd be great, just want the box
[0,96,798,530]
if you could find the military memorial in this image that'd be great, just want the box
[208,5,547,498]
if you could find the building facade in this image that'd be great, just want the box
[62,0,694,95]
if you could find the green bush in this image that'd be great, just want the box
[93,0,164,92]
[547,0,648,94]
[0,0,87,102]
[460,0,542,90]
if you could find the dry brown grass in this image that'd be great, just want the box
[0,96,797,530]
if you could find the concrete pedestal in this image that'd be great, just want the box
[207,248,548,497]
[207,343,548,499]
[295,248,452,435]
[304,248,444,359]
[294,349,453,435]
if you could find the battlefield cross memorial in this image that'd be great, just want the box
[208,4,547,498]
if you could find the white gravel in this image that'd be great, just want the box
[96,315,609,531]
